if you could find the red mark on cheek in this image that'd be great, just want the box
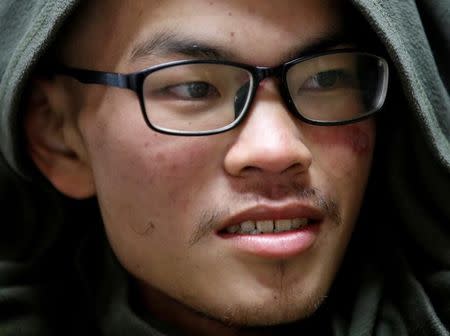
[345,126,372,155]
[305,123,374,156]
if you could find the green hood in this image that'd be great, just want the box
[0,0,449,335]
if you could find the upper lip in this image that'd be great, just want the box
[217,202,325,233]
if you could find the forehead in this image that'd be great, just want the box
[62,0,345,69]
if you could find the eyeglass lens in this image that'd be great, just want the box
[286,52,386,123]
[143,64,252,132]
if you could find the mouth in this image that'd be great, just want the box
[219,218,312,235]
[216,205,324,259]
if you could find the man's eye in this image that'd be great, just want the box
[163,82,219,100]
[302,70,354,90]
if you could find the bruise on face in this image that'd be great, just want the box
[345,125,372,155]
[303,122,375,156]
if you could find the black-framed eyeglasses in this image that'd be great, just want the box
[54,48,389,136]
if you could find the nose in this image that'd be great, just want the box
[224,80,312,177]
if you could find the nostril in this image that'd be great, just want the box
[241,161,305,176]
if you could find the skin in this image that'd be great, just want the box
[25,0,376,335]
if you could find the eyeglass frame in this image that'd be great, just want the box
[53,48,389,136]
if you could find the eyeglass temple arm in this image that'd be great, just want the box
[53,66,135,90]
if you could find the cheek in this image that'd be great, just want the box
[307,123,374,155]
[98,135,215,204]
[144,138,219,209]
[304,122,376,235]
[79,97,222,236]
[303,121,376,179]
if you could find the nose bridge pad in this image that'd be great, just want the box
[255,66,281,83]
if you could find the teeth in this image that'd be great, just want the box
[225,218,309,235]
[256,220,274,233]
[274,219,292,232]
[240,221,256,233]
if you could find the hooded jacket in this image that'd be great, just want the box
[0,0,449,335]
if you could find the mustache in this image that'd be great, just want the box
[189,187,341,246]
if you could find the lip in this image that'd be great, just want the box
[216,204,324,259]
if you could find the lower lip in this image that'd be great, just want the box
[218,223,320,259]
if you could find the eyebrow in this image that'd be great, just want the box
[130,30,235,61]
[284,31,353,61]
[130,28,353,64]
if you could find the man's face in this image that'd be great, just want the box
[58,0,375,327]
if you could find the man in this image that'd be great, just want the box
[0,0,448,335]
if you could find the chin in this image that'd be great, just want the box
[195,289,327,327]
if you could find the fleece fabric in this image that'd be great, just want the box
[0,0,449,335]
